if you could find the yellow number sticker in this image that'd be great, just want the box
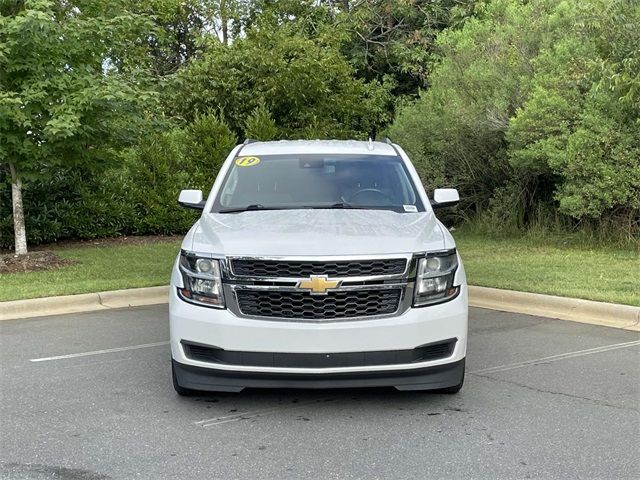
[235,156,261,167]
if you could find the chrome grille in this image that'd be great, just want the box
[230,258,406,278]
[236,288,402,320]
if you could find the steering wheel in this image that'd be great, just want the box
[346,188,394,205]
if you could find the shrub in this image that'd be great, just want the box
[0,114,238,248]
[388,0,640,236]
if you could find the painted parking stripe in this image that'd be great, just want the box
[29,341,169,363]
[28,338,639,372]
[470,339,640,375]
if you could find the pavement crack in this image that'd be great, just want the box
[96,292,107,308]
[470,372,639,413]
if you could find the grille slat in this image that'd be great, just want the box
[231,258,406,278]
[236,289,402,320]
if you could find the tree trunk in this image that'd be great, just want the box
[8,163,27,255]
[221,20,228,45]
[220,0,228,45]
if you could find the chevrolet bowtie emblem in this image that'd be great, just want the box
[296,275,342,295]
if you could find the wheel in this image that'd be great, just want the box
[172,360,199,397]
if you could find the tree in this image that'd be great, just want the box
[168,21,391,139]
[388,0,556,218]
[0,0,157,254]
[244,102,278,140]
[507,0,640,224]
[136,0,207,76]
[388,0,639,234]
[338,0,475,98]
[180,111,238,188]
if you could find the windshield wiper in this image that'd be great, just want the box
[307,202,358,209]
[218,204,280,213]
[219,202,399,213]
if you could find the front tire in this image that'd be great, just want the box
[172,360,199,396]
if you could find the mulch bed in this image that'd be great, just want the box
[0,251,76,274]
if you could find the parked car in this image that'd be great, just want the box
[170,139,467,394]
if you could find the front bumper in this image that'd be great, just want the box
[173,358,465,392]
[169,282,468,388]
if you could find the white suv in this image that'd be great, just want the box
[170,139,468,394]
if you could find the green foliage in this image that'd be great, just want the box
[389,0,640,234]
[168,22,392,139]
[506,0,640,222]
[557,91,640,220]
[1,0,637,247]
[0,0,157,179]
[120,131,194,235]
[244,102,278,141]
[133,0,206,76]
[180,111,238,188]
[0,114,239,247]
[339,0,474,98]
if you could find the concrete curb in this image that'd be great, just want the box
[0,286,168,321]
[468,286,640,331]
[1,284,638,331]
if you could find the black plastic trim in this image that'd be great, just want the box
[178,200,206,210]
[181,339,457,368]
[430,199,459,209]
[172,358,465,392]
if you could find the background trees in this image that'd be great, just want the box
[388,0,640,236]
[0,0,157,253]
[168,24,391,139]
[1,0,638,251]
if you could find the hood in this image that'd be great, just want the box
[188,209,445,257]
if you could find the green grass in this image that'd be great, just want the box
[0,241,181,302]
[1,234,638,306]
[454,230,640,306]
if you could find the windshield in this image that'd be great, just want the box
[212,154,424,213]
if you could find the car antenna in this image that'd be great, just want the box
[367,137,374,151]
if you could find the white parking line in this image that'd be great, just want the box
[28,338,639,375]
[29,341,169,363]
[470,339,640,375]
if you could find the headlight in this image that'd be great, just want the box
[177,252,225,308]
[413,251,459,306]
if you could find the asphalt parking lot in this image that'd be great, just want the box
[1,305,638,480]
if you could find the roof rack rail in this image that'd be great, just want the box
[243,138,257,145]
[384,137,393,145]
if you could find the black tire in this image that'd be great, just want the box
[172,360,199,397]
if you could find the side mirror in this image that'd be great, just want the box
[431,188,460,209]
[178,189,205,210]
